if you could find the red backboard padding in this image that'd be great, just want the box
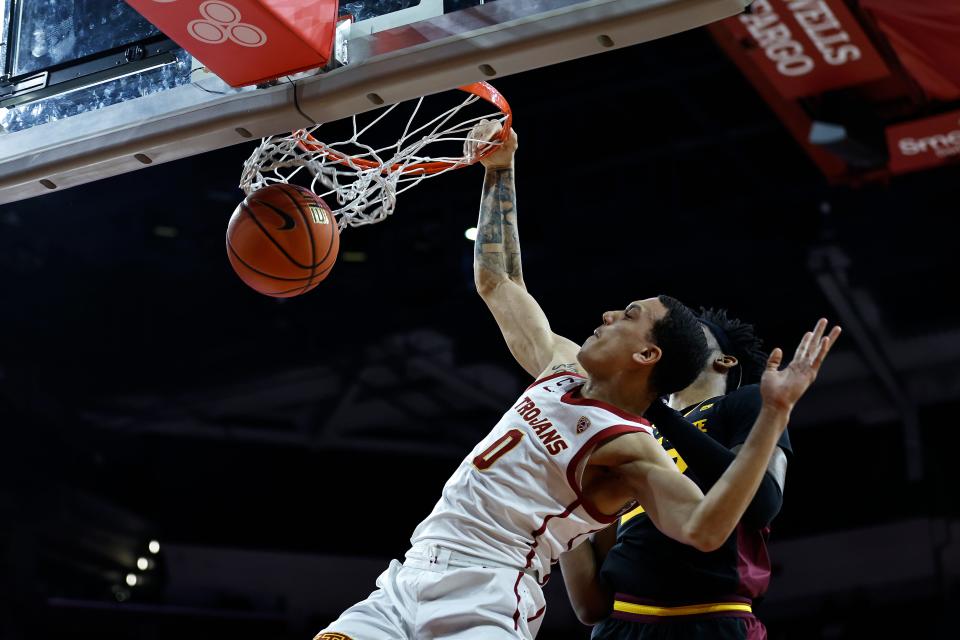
[126,0,338,87]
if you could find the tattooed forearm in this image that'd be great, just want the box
[475,167,523,282]
[500,174,522,280]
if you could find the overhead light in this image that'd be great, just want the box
[137,557,150,571]
[152,225,179,238]
[341,251,367,263]
[126,573,138,587]
[465,227,478,241]
[148,540,160,554]
[808,121,887,169]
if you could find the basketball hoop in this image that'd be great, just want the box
[239,82,512,229]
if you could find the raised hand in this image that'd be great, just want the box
[465,119,518,170]
[760,318,842,413]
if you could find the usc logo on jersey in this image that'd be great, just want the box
[576,416,591,433]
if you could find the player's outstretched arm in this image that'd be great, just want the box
[469,121,580,378]
[591,320,840,551]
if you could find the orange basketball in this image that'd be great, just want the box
[226,184,340,297]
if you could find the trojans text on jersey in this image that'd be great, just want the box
[513,396,569,455]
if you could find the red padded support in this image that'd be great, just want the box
[126,0,338,87]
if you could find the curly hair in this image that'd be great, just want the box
[648,296,711,396]
[698,307,768,392]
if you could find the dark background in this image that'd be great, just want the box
[2,15,960,640]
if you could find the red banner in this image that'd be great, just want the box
[886,109,960,174]
[860,0,960,101]
[719,0,890,98]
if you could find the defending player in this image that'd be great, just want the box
[559,309,788,639]
[314,126,839,640]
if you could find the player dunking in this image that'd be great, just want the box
[314,125,840,640]
[560,309,788,639]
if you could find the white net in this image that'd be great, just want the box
[239,84,510,230]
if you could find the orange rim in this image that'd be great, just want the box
[294,82,512,175]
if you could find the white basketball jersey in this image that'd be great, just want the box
[411,372,653,583]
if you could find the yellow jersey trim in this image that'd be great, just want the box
[613,600,752,617]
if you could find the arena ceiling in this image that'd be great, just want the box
[1,5,958,637]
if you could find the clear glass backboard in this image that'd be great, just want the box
[0,0,750,204]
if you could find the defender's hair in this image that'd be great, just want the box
[648,296,711,396]
[699,307,768,392]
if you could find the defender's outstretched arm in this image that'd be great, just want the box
[590,320,840,552]
[559,525,617,625]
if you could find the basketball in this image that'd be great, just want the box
[226,184,340,297]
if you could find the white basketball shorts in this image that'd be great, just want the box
[315,543,547,640]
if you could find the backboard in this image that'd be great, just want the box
[0,0,750,205]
